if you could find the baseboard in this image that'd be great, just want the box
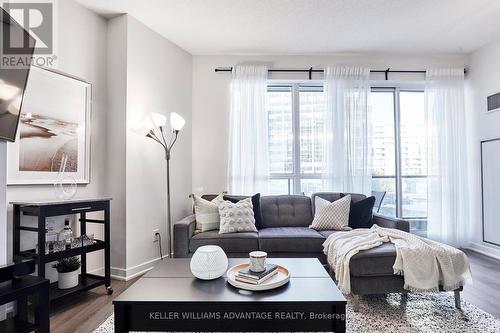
[89,255,169,281]
[87,266,130,281]
[87,266,144,281]
[467,242,500,260]
[87,267,105,276]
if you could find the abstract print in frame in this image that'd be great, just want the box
[7,66,91,184]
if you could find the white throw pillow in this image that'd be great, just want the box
[218,198,258,234]
[192,194,224,232]
[309,195,352,231]
[314,196,331,218]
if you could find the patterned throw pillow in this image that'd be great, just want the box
[309,195,352,231]
[223,193,263,229]
[218,198,258,234]
[314,196,331,218]
[192,194,224,232]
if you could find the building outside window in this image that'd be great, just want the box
[370,88,427,235]
[267,83,325,196]
[266,83,428,235]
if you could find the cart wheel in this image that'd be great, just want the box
[106,286,113,295]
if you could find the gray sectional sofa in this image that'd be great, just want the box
[174,192,408,260]
[174,192,462,311]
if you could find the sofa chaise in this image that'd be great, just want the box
[174,192,462,311]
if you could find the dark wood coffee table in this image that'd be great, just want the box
[113,258,346,332]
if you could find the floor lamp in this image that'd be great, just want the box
[134,112,186,258]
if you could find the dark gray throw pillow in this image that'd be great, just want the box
[348,196,376,229]
[223,193,262,229]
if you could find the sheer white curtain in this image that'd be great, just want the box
[426,68,469,247]
[227,65,269,194]
[323,66,372,195]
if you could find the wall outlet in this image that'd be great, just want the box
[153,229,160,242]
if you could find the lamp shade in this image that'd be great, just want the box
[190,245,228,280]
[170,112,185,131]
[131,112,167,137]
[131,115,155,137]
[151,112,167,127]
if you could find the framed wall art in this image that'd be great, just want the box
[7,65,91,184]
[481,138,500,247]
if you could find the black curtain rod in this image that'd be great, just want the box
[214,67,466,80]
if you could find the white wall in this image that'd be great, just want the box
[0,143,4,322]
[5,8,193,281]
[191,54,467,193]
[465,37,500,258]
[4,6,193,281]
[104,15,193,279]
[0,142,6,267]
[5,0,109,280]
[106,15,128,271]
[124,15,192,275]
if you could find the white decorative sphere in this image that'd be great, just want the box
[190,245,228,280]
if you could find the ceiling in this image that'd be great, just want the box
[76,0,500,55]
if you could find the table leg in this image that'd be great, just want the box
[104,201,111,293]
[13,205,21,257]
[16,294,28,322]
[80,212,87,276]
[114,304,128,332]
[37,213,46,278]
[335,303,346,333]
[37,281,50,333]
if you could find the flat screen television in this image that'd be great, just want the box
[0,7,35,142]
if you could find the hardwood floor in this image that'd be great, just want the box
[462,249,500,318]
[49,250,500,332]
[49,277,140,333]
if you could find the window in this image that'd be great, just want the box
[267,83,325,195]
[371,91,397,217]
[266,84,428,234]
[371,88,427,235]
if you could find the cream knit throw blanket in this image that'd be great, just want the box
[323,225,472,294]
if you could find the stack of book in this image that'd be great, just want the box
[235,264,279,285]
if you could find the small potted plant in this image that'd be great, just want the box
[53,257,80,289]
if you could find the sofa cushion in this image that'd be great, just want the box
[218,198,258,234]
[350,242,397,277]
[309,195,352,231]
[260,195,313,228]
[318,230,340,238]
[349,196,376,229]
[192,194,224,232]
[311,193,343,215]
[224,194,263,229]
[189,231,259,253]
[311,192,367,215]
[343,193,368,203]
[258,227,324,253]
[313,196,331,218]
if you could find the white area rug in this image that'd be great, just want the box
[94,293,500,333]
